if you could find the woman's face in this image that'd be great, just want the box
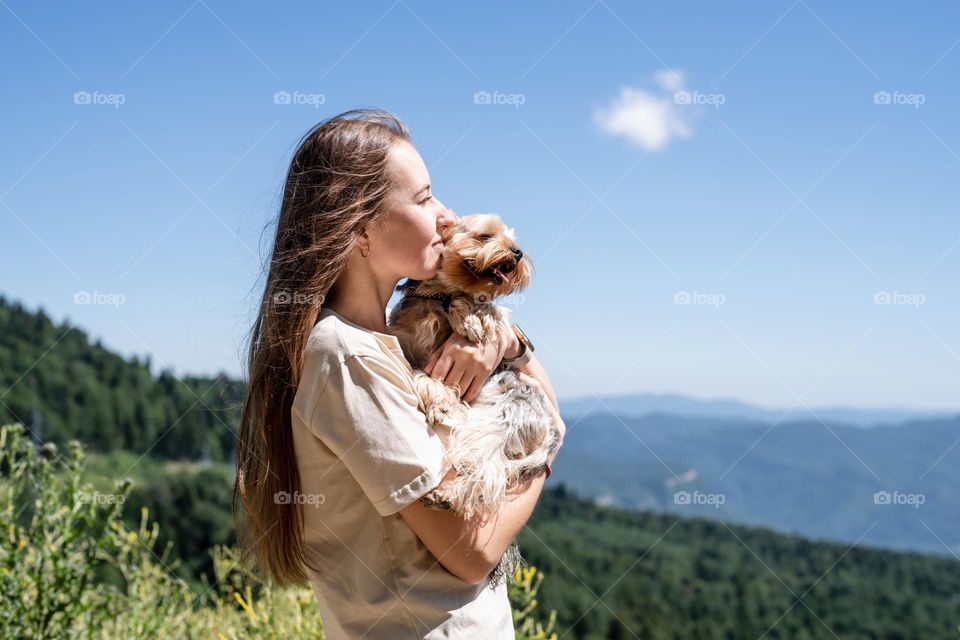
[367,140,457,281]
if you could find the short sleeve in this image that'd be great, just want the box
[304,352,447,517]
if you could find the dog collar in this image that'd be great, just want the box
[402,286,453,312]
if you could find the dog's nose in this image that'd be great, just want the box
[511,248,523,260]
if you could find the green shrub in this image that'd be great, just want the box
[0,423,558,639]
[511,564,559,640]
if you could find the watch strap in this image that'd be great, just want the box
[502,325,534,369]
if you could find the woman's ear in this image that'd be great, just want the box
[355,227,371,258]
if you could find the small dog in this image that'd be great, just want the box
[387,214,563,523]
[387,213,563,587]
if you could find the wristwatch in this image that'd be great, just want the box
[502,323,535,369]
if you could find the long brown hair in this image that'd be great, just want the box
[234,108,411,585]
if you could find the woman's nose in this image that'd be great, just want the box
[437,205,457,228]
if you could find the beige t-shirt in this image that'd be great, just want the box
[291,306,515,640]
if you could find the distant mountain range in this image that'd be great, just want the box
[549,410,960,557]
[559,391,956,428]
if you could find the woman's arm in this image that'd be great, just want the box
[399,359,564,584]
[518,354,559,412]
[410,319,565,583]
[399,466,547,585]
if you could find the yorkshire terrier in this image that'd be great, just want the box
[388,213,561,515]
[386,213,564,585]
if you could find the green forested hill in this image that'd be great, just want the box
[522,486,960,639]
[0,296,243,460]
[78,455,960,639]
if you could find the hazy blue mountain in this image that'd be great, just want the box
[551,410,960,557]
[559,391,954,427]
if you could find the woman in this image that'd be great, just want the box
[235,108,565,639]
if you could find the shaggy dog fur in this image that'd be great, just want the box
[386,213,565,586]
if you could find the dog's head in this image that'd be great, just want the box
[437,213,532,298]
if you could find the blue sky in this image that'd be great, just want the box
[2,1,959,410]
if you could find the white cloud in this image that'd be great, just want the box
[653,68,685,92]
[593,68,694,152]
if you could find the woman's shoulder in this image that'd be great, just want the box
[298,310,412,399]
[307,310,385,364]
[294,315,379,421]
[293,310,419,426]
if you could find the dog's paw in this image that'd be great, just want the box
[480,314,501,342]
[459,314,485,344]
[426,400,453,423]
[424,393,467,430]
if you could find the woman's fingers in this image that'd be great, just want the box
[448,363,468,395]
[517,371,542,390]
[424,331,504,402]
[424,349,440,374]
[426,332,460,376]
[462,375,481,403]
[424,335,451,375]
[429,352,452,381]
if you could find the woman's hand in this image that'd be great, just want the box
[423,329,518,404]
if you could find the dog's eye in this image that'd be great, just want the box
[477,234,493,241]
